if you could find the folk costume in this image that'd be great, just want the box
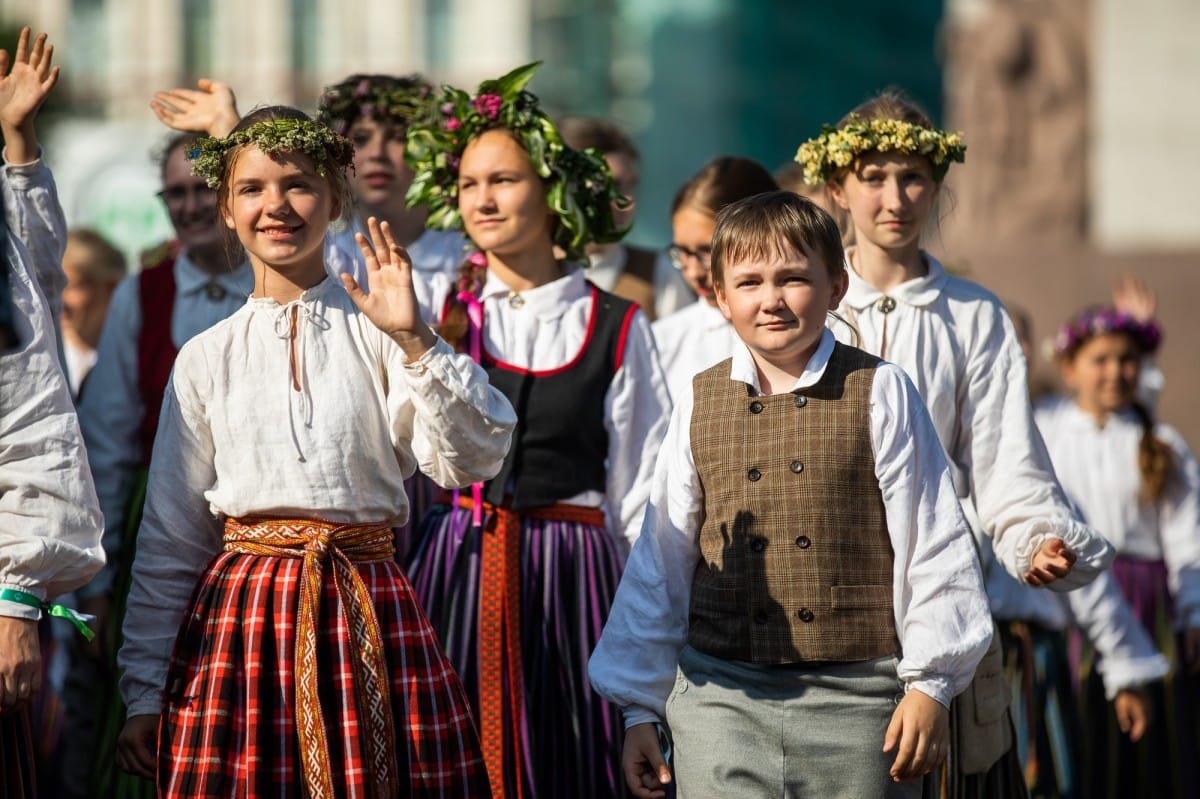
[118,278,514,798]
[0,157,104,799]
[589,330,994,797]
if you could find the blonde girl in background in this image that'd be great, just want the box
[795,91,1115,798]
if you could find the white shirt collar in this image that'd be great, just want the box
[727,327,837,395]
[175,250,252,298]
[478,262,590,315]
[842,247,949,310]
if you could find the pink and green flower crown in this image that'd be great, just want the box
[794,116,966,186]
[1053,306,1163,358]
[403,62,628,261]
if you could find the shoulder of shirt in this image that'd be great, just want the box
[652,301,709,334]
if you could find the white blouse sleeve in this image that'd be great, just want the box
[602,310,672,549]
[871,363,993,707]
[118,350,224,718]
[958,304,1113,588]
[0,216,104,618]
[1,158,67,315]
[387,335,516,489]
[588,389,700,727]
[1156,426,1200,628]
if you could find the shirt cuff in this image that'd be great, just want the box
[622,704,663,729]
[0,582,46,621]
[1,148,44,171]
[401,335,450,372]
[907,675,953,710]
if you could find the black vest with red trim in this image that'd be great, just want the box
[136,259,179,466]
[479,284,638,510]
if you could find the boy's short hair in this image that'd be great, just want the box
[710,190,845,286]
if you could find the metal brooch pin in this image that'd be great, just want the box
[875,296,896,314]
[205,282,228,301]
[507,292,525,309]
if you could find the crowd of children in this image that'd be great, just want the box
[3,21,1199,799]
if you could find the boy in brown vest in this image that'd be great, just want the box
[589,191,995,798]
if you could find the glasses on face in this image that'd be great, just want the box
[666,244,712,271]
[157,184,217,208]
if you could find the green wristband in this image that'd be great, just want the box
[0,587,96,641]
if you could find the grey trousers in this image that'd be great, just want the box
[665,645,922,799]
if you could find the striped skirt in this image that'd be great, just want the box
[407,500,626,799]
[1077,556,1199,799]
[157,517,491,798]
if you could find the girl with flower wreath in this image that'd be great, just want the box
[403,63,672,798]
[1035,306,1200,799]
[114,105,514,798]
[794,91,1116,799]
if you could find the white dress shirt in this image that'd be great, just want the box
[118,278,516,717]
[831,250,1113,588]
[0,158,104,618]
[586,244,694,320]
[652,299,739,403]
[418,264,672,547]
[588,329,994,725]
[76,253,253,599]
[1035,396,1200,628]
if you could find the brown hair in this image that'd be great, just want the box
[671,156,779,219]
[710,190,846,288]
[557,116,639,163]
[216,106,351,216]
[1130,401,1175,505]
[65,229,127,285]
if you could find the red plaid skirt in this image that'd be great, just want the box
[157,518,491,798]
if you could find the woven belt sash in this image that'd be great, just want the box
[447,494,605,799]
[223,517,397,799]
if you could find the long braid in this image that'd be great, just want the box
[437,253,488,353]
[1130,400,1175,505]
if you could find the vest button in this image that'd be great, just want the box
[789,460,804,474]
[798,608,815,623]
[793,394,808,408]
[749,400,764,414]
[750,537,767,553]
[747,468,762,482]
[795,535,811,549]
[754,610,769,624]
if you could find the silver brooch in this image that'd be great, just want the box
[875,296,896,314]
[507,292,525,309]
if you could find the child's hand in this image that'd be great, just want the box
[1111,275,1157,324]
[345,216,436,360]
[622,723,672,799]
[150,78,240,138]
[883,688,948,782]
[116,713,159,779]
[0,27,59,164]
[1114,687,1152,742]
[1024,537,1077,586]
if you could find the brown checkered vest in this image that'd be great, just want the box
[687,343,901,664]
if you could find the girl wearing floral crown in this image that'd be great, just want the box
[114,105,515,797]
[1036,306,1200,799]
[404,63,671,798]
[795,91,1115,798]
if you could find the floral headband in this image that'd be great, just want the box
[794,116,966,186]
[317,74,433,136]
[1053,306,1163,357]
[188,117,354,189]
[404,62,627,261]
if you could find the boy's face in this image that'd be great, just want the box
[714,245,847,375]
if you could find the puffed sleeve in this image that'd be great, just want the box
[118,346,224,717]
[589,387,700,726]
[383,334,516,490]
[602,310,672,549]
[871,363,993,706]
[957,301,1113,588]
[0,219,104,617]
[1,157,67,314]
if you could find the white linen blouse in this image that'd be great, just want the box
[118,277,516,716]
[588,329,994,725]
[831,250,1113,588]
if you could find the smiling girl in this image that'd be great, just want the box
[114,106,514,797]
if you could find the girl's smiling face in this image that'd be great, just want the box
[1061,331,1142,421]
[221,144,340,274]
[456,128,553,258]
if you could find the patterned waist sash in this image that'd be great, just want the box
[223,516,396,799]
[445,493,605,799]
